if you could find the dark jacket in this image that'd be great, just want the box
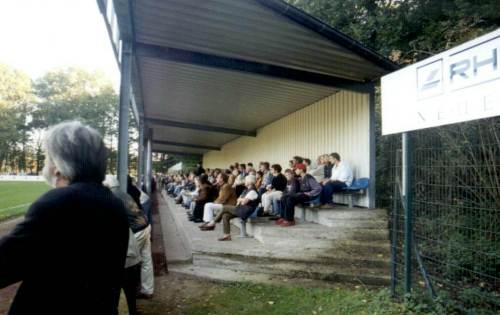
[195,183,213,203]
[284,177,300,195]
[299,174,322,197]
[0,182,130,315]
[110,186,149,233]
[270,173,287,192]
[127,177,142,210]
[324,163,333,179]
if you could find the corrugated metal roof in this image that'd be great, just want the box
[102,0,396,155]
[133,0,388,81]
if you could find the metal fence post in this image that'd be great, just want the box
[402,132,413,295]
[117,41,132,193]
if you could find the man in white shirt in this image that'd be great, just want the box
[320,153,353,207]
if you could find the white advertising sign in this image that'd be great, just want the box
[381,28,500,135]
[0,175,44,181]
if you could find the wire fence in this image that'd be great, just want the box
[377,117,499,314]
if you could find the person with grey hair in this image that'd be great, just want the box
[200,175,260,241]
[103,175,155,301]
[0,121,130,315]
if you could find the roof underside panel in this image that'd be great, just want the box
[152,143,208,155]
[132,0,387,82]
[152,125,239,148]
[140,57,338,131]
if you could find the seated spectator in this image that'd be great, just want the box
[189,174,213,223]
[261,164,287,216]
[258,162,273,195]
[200,175,259,241]
[232,168,246,196]
[274,169,300,220]
[320,152,353,207]
[200,173,238,225]
[194,163,205,176]
[306,156,325,183]
[278,164,322,227]
[292,156,306,171]
[238,163,247,177]
[255,170,263,189]
[175,173,196,204]
[0,121,129,314]
[103,175,155,300]
[246,162,254,174]
[322,154,333,183]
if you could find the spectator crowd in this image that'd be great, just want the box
[162,154,353,241]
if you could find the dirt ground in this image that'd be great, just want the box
[0,273,219,315]
[133,273,222,315]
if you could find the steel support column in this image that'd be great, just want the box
[145,128,153,195]
[117,41,132,193]
[137,119,145,188]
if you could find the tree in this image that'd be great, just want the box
[0,64,34,173]
[286,0,500,64]
[32,67,119,172]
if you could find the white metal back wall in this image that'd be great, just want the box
[203,90,370,207]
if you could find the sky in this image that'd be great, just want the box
[0,0,119,90]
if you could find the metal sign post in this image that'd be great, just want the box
[402,132,413,294]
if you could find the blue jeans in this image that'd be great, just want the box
[320,181,347,204]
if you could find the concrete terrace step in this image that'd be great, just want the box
[193,252,390,286]
[168,264,376,289]
[294,206,388,229]
[159,192,391,286]
[236,219,389,243]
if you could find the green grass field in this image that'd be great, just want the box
[0,181,51,222]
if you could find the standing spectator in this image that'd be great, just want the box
[0,121,129,314]
[321,153,353,207]
[127,175,142,210]
[103,175,155,300]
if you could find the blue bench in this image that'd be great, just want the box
[341,178,369,208]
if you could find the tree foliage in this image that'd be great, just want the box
[286,0,500,64]
[0,66,121,174]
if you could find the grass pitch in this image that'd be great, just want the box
[0,181,50,222]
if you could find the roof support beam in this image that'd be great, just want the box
[135,42,372,93]
[153,140,220,151]
[146,117,256,137]
[154,150,203,157]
